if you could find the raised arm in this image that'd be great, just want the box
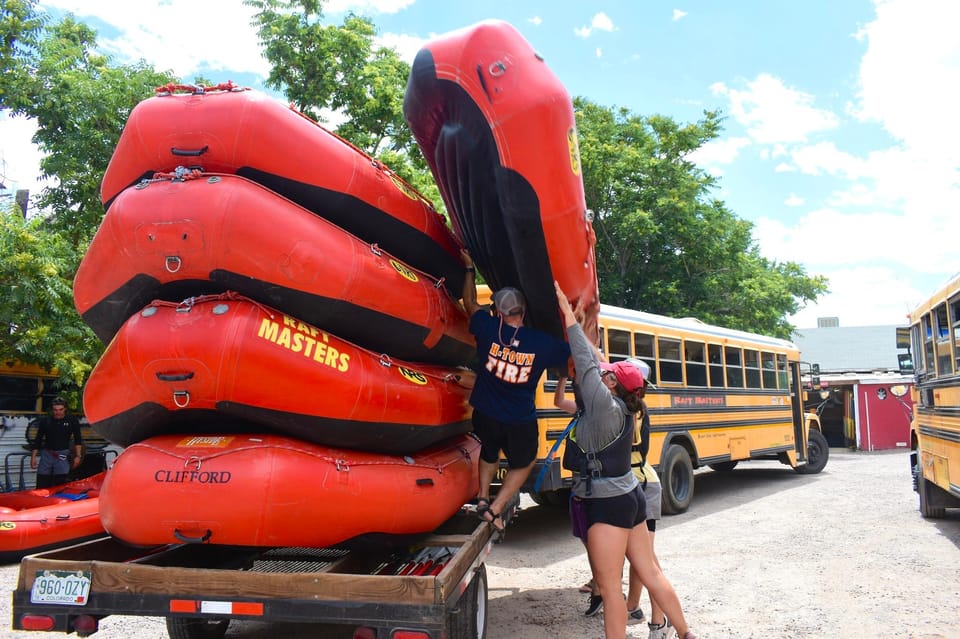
[460,249,481,317]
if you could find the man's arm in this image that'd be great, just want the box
[460,249,481,317]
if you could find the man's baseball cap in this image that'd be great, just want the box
[492,287,526,316]
[599,360,645,393]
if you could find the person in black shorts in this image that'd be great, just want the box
[461,251,571,535]
[555,282,698,639]
[30,397,83,488]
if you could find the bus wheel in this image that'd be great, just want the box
[917,469,946,519]
[795,430,829,475]
[529,489,569,508]
[708,461,738,472]
[660,444,694,515]
[446,564,488,639]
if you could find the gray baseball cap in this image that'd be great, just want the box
[492,287,526,316]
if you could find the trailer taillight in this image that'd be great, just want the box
[392,631,430,639]
[72,615,99,634]
[19,615,55,631]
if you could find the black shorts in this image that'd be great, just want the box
[584,484,647,531]
[472,410,538,468]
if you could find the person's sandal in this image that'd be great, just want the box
[475,497,492,522]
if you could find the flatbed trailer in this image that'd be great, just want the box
[11,507,498,639]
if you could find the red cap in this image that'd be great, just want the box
[599,360,645,392]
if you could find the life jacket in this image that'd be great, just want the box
[562,409,634,496]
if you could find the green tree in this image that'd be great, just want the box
[0,4,175,385]
[0,207,92,395]
[575,98,827,338]
[245,0,425,185]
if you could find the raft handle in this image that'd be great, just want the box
[476,64,493,104]
[170,145,209,157]
[157,372,195,382]
[165,256,182,273]
[174,528,212,544]
[173,390,191,408]
[415,478,435,487]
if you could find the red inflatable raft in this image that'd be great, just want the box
[99,433,479,548]
[101,82,466,295]
[0,472,106,561]
[83,294,474,453]
[74,173,474,366]
[404,20,600,341]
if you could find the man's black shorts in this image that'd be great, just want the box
[472,410,538,468]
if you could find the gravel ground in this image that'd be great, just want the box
[2,448,958,639]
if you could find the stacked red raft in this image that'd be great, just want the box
[77,83,479,549]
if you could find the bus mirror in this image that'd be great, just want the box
[897,353,914,374]
[889,384,909,398]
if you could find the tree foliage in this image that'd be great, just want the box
[575,98,827,338]
[0,1,174,388]
[245,0,422,181]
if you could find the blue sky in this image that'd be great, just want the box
[2,0,958,330]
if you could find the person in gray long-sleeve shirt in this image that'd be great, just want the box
[555,282,699,639]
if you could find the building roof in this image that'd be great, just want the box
[792,325,903,374]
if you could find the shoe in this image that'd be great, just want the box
[583,594,603,617]
[627,606,646,624]
[648,620,676,639]
[679,633,698,639]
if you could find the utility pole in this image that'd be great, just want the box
[15,189,29,218]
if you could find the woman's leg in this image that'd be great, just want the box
[586,522,630,639]
[625,523,690,637]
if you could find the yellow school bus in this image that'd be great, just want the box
[904,274,960,517]
[477,287,827,514]
[0,361,60,418]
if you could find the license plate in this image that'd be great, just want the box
[30,570,91,605]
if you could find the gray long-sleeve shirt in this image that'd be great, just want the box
[567,324,639,499]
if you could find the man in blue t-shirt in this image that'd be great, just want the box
[461,252,571,534]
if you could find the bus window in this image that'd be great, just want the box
[744,349,761,388]
[685,341,707,386]
[762,352,777,389]
[776,353,787,389]
[935,302,953,376]
[708,344,724,387]
[633,332,657,385]
[922,313,935,375]
[608,328,630,363]
[598,326,606,358]
[952,294,960,371]
[658,338,683,383]
[726,347,744,388]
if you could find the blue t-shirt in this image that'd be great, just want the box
[469,310,571,423]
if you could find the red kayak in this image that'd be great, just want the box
[0,472,106,561]
[83,294,474,453]
[404,20,600,341]
[74,172,474,366]
[101,82,466,295]
[99,433,480,548]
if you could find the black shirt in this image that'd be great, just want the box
[33,414,83,451]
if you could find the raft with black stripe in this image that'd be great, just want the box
[403,19,600,340]
[100,82,466,295]
[74,173,474,367]
[83,294,474,453]
[99,433,479,548]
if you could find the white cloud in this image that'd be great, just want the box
[673,9,688,21]
[854,0,960,163]
[528,16,543,27]
[376,32,427,63]
[40,0,270,79]
[0,114,49,207]
[323,0,415,14]
[688,136,750,166]
[784,194,804,207]
[774,163,795,173]
[789,266,920,328]
[575,12,616,38]
[710,74,839,144]
[788,142,864,178]
[596,47,603,59]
